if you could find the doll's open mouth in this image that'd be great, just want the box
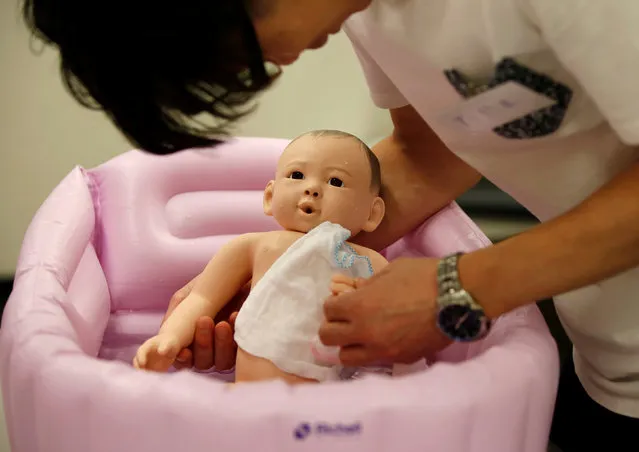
[298,203,317,215]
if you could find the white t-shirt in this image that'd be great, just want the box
[344,0,639,418]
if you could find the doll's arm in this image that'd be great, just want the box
[315,249,389,366]
[368,250,389,273]
[156,233,257,349]
[331,248,389,289]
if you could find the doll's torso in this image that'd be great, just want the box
[233,227,377,384]
[249,230,306,290]
[248,229,376,290]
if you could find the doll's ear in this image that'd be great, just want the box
[362,196,385,232]
[263,180,275,216]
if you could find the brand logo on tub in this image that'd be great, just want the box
[293,421,361,440]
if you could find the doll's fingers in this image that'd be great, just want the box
[330,273,344,283]
[136,353,147,368]
[157,340,170,355]
[152,360,172,372]
[331,282,355,295]
[158,339,180,358]
[331,273,353,285]
[353,277,368,289]
[157,342,169,355]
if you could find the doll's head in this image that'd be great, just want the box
[263,130,385,236]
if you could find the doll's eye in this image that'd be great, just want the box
[329,177,344,187]
[289,171,304,179]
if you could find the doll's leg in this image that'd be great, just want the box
[234,347,318,384]
[231,275,356,385]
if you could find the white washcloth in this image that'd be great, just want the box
[234,221,373,382]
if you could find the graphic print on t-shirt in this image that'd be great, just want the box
[444,57,573,139]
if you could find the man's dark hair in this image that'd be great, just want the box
[22,0,277,154]
[302,129,382,193]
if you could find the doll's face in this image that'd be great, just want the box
[263,134,384,235]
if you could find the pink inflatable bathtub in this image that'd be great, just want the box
[0,137,559,452]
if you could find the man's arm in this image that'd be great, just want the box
[354,105,482,250]
[461,158,639,318]
[460,1,639,318]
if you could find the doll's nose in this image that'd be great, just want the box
[305,189,320,197]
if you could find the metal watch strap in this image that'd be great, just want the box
[436,252,492,341]
[437,252,464,297]
[437,252,487,314]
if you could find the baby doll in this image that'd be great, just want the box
[133,129,387,384]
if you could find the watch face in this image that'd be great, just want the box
[437,304,487,342]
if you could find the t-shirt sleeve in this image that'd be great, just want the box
[523,0,639,145]
[342,25,409,110]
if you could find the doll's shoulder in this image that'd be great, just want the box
[348,243,389,273]
[253,230,305,254]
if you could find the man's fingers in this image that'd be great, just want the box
[339,345,375,367]
[136,354,147,368]
[323,293,358,321]
[173,348,193,370]
[318,320,361,347]
[193,317,215,370]
[229,311,238,328]
[214,321,237,371]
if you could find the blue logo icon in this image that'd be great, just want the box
[293,421,361,441]
[293,423,312,440]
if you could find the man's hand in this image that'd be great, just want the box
[162,275,250,371]
[319,257,452,366]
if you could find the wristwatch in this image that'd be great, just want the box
[435,252,491,342]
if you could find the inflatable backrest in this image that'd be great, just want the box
[90,138,285,312]
[88,136,505,364]
[90,136,491,315]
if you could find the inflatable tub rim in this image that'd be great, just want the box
[0,137,560,452]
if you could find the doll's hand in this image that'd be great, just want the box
[133,334,182,372]
[164,278,249,371]
[320,257,452,366]
[312,274,360,365]
[331,273,359,295]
